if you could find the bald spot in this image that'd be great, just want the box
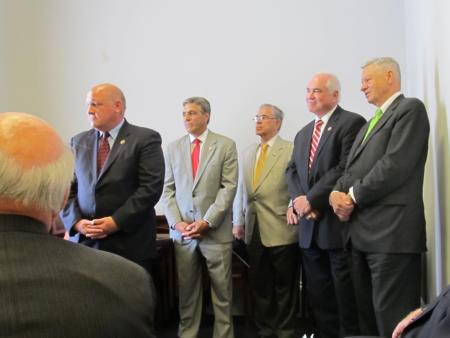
[0,112,65,170]
[91,83,125,106]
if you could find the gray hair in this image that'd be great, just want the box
[260,104,284,121]
[324,73,341,98]
[363,57,401,84]
[0,147,74,213]
[183,97,211,114]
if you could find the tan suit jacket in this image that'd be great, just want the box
[234,135,297,247]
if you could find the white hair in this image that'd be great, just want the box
[0,147,74,213]
[363,57,401,85]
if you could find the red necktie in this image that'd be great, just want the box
[308,119,323,170]
[191,138,201,178]
[97,131,110,175]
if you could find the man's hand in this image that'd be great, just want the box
[392,308,423,338]
[286,207,299,225]
[329,191,354,221]
[182,220,210,239]
[304,210,320,221]
[74,219,95,236]
[83,216,119,239]
[175,221,190,233]
[293,195,311,217]
[232,225,245,240]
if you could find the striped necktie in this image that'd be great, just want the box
[308,119,323,170]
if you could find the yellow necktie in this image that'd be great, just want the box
[363,108,383,142]
[253,143,269,188]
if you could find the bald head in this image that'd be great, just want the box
[0,112,74,226]
[0,113,65,169]
[86,83,126,132]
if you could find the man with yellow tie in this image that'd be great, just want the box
[233,104,298,338]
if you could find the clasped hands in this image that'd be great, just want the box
[176,220,209,239]
[286,195,320,224]
[75,216,119,239]
[329,191,354,221]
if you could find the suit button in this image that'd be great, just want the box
[189,210,193,213]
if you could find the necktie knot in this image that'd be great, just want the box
[253,143,269,188]
[363,108,383,142]
[309,119,323,170]
[97,131,110,176]
[191,139,201,178]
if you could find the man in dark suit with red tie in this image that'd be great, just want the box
[61,83,165,272]
[286,73,366,338]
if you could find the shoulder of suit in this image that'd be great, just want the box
[207,131,236,145]
[72,129,95,143]
[122,121,161,137]
[334,107,366,121]
[394,96,425,110]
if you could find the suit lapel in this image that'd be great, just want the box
[311,108,341,172]
[86,130,98,180]
[253,136,283,191]
[350,95,403,163]
[245,144,258,192]
[193,132,217,190]
[97,120,129,182]
[182,136,194,185]
[302,122,315,181]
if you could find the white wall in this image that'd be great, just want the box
[1,0,405,151]
[3,0,447,301]
[405,0,450,297]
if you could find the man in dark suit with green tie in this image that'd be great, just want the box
[330,57,430,337]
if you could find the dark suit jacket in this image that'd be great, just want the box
[351,286,450,338]
[286,106,366,249]
[61,120,165,263]
[402,286,450,338]
[0,214,155,338]
[334,95,430,253]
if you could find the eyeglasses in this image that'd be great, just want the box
[253,115,279,122]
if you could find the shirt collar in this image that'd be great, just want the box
[97,118,125,141]
[260,134,278,148]
[189,129,209,143]
[379,91,402,113]
[314,105,337,124]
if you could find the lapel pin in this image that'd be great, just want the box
[120,139,126,145]
[327,126,332,131]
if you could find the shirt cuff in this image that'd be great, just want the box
[348,187,357,203]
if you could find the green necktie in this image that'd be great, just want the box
[363,108,383,142]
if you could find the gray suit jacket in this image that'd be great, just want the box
[61,120,165,263]
[233,136,297,246]
[162,130,238,244]
[0,214,155,338]
[335,95,430,253]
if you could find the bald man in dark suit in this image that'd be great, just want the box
[62,83,165,271]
